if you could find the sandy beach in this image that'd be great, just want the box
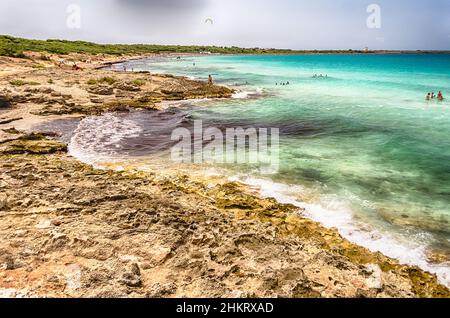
[0,52,449,298]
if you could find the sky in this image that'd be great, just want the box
[0,0,449,50]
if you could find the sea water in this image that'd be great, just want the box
[70,54,450,286]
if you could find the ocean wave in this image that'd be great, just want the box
[68,113,143,165]
[232,87,264,99]
[229,174,450,288]
[66,111,450,287]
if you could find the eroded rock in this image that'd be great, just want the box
[0,95,11,108]
[0,134,67,155]
[87,85,114,96]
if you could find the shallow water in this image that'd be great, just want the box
[47,54,450,286]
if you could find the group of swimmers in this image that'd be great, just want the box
[313,74,328,78]
[276,82,290,86]
[426,91,444,101]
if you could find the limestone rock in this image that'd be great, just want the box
[0,95,11,108]
[0,134,67,155]
[88,85,114,96]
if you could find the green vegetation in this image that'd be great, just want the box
[9,79,40,86]
[87,77,116,86]
[4,34,445,59]
[9,80,26,86]
[98,77,116,85]
[0,34,357,57]
[131,79,146,86]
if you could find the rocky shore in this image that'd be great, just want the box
[0,52,449,298]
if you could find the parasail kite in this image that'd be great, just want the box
[204,18,214,25]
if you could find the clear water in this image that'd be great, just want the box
[73,54,450,285]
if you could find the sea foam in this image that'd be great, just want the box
[230,174,450,288]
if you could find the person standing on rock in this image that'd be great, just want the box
[208,74,213,85]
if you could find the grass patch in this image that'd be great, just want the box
[98,77,116,85]
[131,79,146,86]
[9,80,40,86]
[87,77,116,85]
[32,64,45,69]
[9,80,26,86]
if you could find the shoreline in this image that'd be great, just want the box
[230,174,450,289]
[108,54,450,288]
[1,52,449,297]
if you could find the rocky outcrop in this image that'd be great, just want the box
[87,85,114,96]
[0,133,67,155]
[0,147,448,298]
[0,66,233,119]
[114,81,141,92]
[159,77,234,100]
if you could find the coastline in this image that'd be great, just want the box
[0,52,449,298]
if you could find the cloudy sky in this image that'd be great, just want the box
[0,0,449,50]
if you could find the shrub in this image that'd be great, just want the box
[0,46,26,58]
[98,77,116,85]
[132,79,146,86]
[9,79,40,86]
[9,80,26,86]
[87,79,97,85]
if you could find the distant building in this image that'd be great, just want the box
[364,47,369,53]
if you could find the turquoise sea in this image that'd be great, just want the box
[68,54,450,286]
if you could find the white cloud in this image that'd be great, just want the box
[0,0,448,50]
